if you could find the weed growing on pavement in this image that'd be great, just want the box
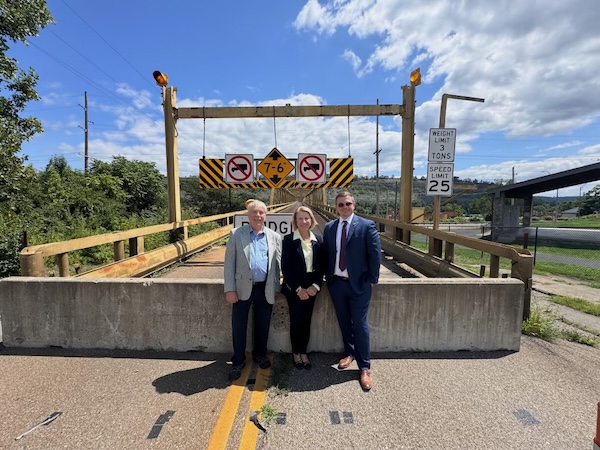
[549,295,600,316]
[522,307,559,342]
[559,319,600,338]
[558,329,599,347]
[269,384,290,397]
[259,404,279,425]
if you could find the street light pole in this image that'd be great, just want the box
[433,93,485,230]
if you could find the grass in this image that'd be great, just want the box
[559,330,599,347]
[522,307,559,342]
[531,245,600,260]
[532,260,600,283]
[548,295,600,316]
[522,306,599,347]
[558,316,600,338]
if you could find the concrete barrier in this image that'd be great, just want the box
[0,277,524,353]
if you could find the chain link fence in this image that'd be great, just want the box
[483,226,600,269]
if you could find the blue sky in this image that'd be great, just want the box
[11,0,600,197]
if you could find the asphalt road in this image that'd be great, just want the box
[1,337,599,449]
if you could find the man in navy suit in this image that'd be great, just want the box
[323,191,381,390]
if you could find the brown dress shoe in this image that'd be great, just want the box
[338,356,354,369]
[360,370,373,390]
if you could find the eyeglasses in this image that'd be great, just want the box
[337,202,353,207]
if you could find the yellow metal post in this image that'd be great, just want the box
[164,87,181,224]
[400,85,415,244]
[19,251,45,276]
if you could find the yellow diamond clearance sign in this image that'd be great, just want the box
[257,148,294,188]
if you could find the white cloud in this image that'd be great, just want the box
[342,49,362,74]
[546,141,584,151]
[115,84,153,110]
[294,0,600,138]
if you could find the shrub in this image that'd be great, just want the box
[0,231,23,278]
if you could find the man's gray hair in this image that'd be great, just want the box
[246,199,268,213]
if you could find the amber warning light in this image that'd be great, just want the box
[153,71,168,87]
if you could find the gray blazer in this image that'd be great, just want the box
[224,225,282,304]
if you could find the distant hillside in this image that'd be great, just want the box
[346,177,498,208]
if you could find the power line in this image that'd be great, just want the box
[59,0,156,90]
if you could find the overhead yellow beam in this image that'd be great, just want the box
[177,104,404,119]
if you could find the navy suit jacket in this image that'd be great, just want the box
[281,232,324,297]
[323,215,381,295]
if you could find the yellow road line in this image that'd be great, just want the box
[238,354,273,450]
[206,358,252,450]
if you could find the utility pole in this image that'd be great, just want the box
[79,91,90,174]
[374,99,381,216]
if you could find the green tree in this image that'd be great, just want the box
[441,202,463,216]
[90,156,167,216]
[466,195,492,218]
[0,0,53,208]
[0,0,53,278]
[579,185,600,216]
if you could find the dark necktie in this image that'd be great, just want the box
[339,220,347,271]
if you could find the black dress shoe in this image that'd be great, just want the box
[303,361,312,370]
[228,362,245,381]
[293,354,304,370]
[253,356,271,369]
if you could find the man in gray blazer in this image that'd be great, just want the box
[224,199,282,381]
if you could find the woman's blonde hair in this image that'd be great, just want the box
[292,205,317,231]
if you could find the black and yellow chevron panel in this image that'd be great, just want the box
[198,157,353,189]
[198,158,227,188]
[326,157,353,187]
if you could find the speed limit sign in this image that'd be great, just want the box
[426,163,454,196]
